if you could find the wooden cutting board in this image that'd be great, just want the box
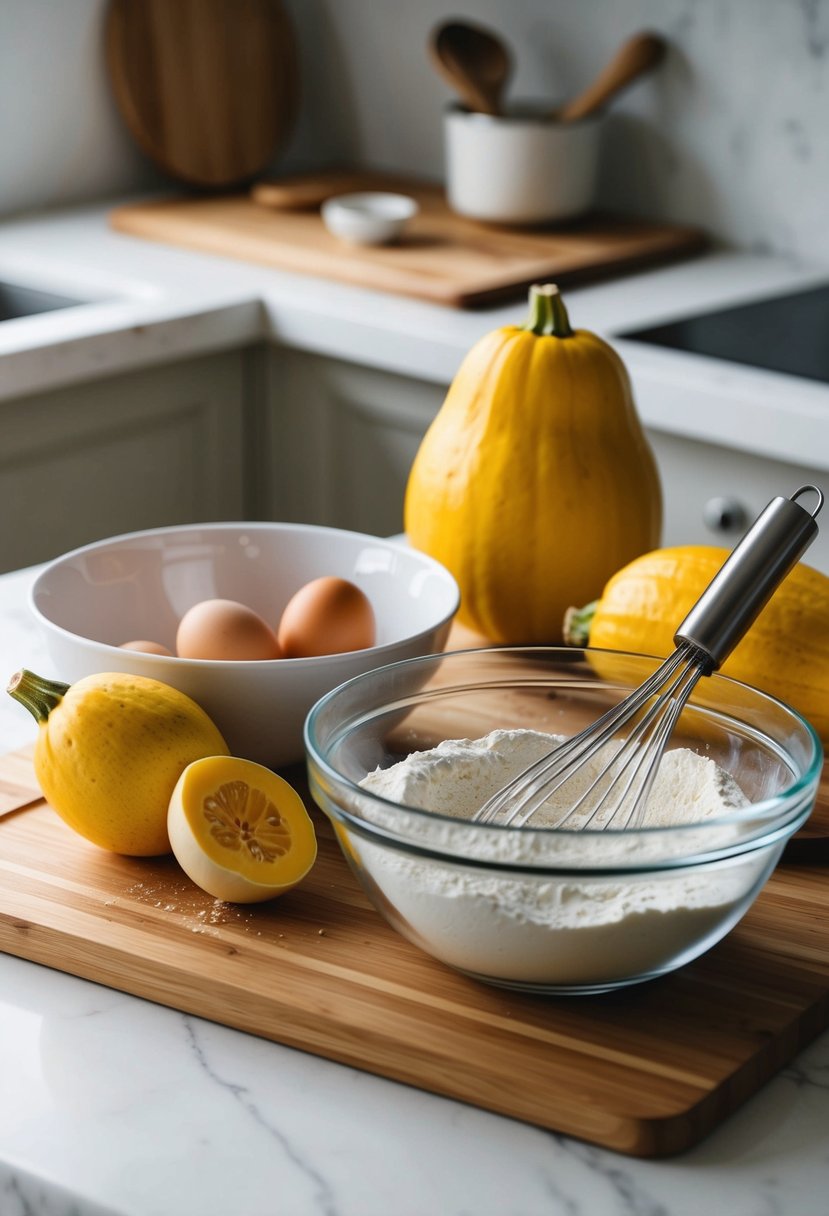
[105,0,298,188]
[0,745,827,1159]
[110,172,707,308]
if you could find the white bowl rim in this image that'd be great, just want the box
[444,99,605,127]
[30,520,460,670]
[322,192,419,221]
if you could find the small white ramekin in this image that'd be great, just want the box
[321,192,419,245]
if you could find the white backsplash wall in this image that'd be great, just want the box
[0,0,162,214]
[1,0,827,262]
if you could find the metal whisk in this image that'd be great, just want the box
[473,485,824,832]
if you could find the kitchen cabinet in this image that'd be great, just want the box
[261,347,829,574]
[648,430,829,571]
[259,347,436,537]
[5,341,825,579]
[0,352,247,573]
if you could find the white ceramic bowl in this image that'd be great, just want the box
[30,522,459,768]
[444,102,602,224]
[321,192,419,245]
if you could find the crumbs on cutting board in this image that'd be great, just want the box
[106,877,336,941]
[115,878,259,937]
[100,877,334,944]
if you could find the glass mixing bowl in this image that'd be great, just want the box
[304,647,822,995]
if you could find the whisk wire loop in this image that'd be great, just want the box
[474,643,706,829]
[604,654,706,830]
[555,645,706,831]
[472,648,687,827]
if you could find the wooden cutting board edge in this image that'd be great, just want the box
[449,236,709,308]
[1,751,829,1160]
[109,181,709,309]
[2,841,827,1160]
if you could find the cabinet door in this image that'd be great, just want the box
[0,353,246,572]
[648,430,829,574]
[260,349,442,535]
[261,347,829,576]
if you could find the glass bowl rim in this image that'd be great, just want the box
[304,643,824,847]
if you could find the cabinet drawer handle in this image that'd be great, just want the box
[703,496,749,534]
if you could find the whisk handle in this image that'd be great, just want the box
[675,485,823,669]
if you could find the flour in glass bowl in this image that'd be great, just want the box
[356,729,772,990]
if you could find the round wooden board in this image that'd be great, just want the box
[105,0,298,188]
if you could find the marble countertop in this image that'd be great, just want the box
[1,565,829,1216]
[2,198,829,473]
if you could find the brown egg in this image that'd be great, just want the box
[176,599,281,661]
[277,576,376,658]
[120,640,173,656]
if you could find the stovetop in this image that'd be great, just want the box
[619,282,829,385]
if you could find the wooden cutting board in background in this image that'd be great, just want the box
[105,0,298,187]
[110,171,708,308]
[0,744,828,1159]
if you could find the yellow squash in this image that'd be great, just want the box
[564,546,829,741]
[7,668,229,855]
[404,283,662,643]
[168,755,317,903]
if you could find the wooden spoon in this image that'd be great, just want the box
[429,20,512,116]
[557,32,667,122]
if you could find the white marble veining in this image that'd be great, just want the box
[1,567,829,1216]
[0,4,828,1207]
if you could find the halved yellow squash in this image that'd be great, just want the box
[167,756,317,903]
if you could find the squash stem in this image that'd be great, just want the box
[7,669,69,724]
[523,284,574,338]
[563,601,597,647]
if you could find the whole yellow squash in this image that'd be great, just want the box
[7,668,229,855]
[563,546,829,742]
[404,283,662,643]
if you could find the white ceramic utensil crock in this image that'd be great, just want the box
[444,103,602,225]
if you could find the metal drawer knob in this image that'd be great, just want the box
[703,496,749,534]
